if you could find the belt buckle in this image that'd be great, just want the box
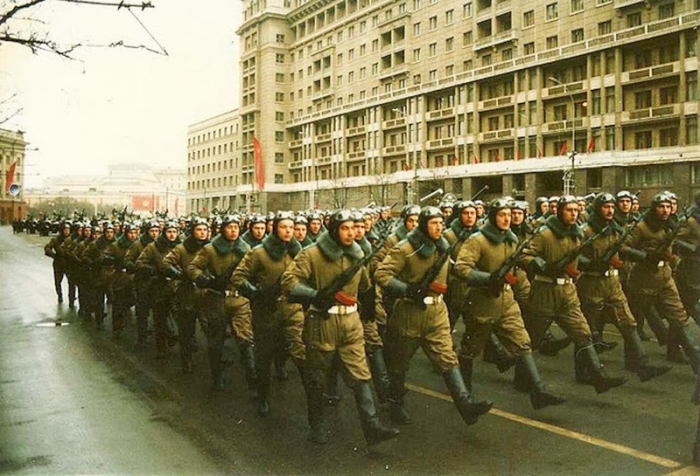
[423,296,434,305]
[503,283,511,291]
[604,269,619,277]
[657,260,665,268]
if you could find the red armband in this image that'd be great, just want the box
[563,264,581,279]
[334,290,357,306]
[428,281,447,295]
[609,256,624,269]
[504,272,518,286]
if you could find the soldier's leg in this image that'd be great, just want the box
[363,319,390,404]
[657,279,700,373]
[177,307,197,373]
[385,332,420,425]
[206,312,228,391]
[53,262,65,303]
[153,302,169,359]
[581,300,617,354]
[629,291,668,345]
[231,296,257,394]
[94,286,106,329]
[67,274,76,308]
[134,290,150,348]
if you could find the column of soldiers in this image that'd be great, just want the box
[42,190,700,451]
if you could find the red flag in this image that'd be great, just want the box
[173,197,179,214]
[559,142,568,155]
[5,161,17,193]
[536,145,543,158]
[494,152,500,162]
[587,138,595,153]
[451,155,458,166]
[472,154,479,164]
[253,136,264,190]
[516,151,522,161]
[404,163,411,171]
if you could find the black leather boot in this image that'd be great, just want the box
[677,323,700,373]
[483,333,517,373]
[367,347,391,404]
[388,371,412,425]
[620,325,672,382]
[517,354,566,410]
[443,367,492,426]
[238,341,258,398]
[578,345,627,394]
[539,329,572,356]
[353,381,400,446]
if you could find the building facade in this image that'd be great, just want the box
[0,129,26,224]
[223,0,700,210]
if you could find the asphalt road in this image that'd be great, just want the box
[1,226,699,476]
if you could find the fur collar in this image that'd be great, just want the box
[479,221,518,244]
[393,223,410,241]
[406,228,450,258]
[211,234,250,258]
[449,219,479,240]
[139,233,154,247]
[262,233,302,261]
[117,234,135,249]
[316,231,364,262]
[544,215,584,239]
[587,211,623,235]
[356,236,372,257]
[183,235,208,254]
[155,233,180,253]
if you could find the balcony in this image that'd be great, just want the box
[378,63,408,80]
[288,139,303,148]
[383,117,406,130]
[540,118,585,134]
[346,125,367,136]
[473,29,518,52]
[426,107,455,121]
[382,144,406,156]
[479,96,513,111]
[479,129,513,142]
[347,151,367,162]
[427,137,455,150]
[623,103,680,121]
[315,156,332,165]
[614,0,646,9]
[288,161,303,170]
[624,62,678,82]
[316,133,332,142]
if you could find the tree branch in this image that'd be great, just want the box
[0,0,47,28]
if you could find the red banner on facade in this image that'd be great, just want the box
[5,161,16,193]
[131,195,159,211]
[253,136,264,190]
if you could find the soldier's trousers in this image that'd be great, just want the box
[176,306,197,365]
[677,258,700,323]
[461,312,532,360]
[252,302,285,399]
[281,302,306,361]
[52,262,68,299]
[527,281,593,348]
[134,287,154,344]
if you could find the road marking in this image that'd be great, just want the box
[406,383,683,470]
[663,466,700,475]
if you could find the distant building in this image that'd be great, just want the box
[25,163,186,218]
[0,128,26,224]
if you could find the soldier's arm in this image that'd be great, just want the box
[281,249,316,305]
[44,238,56,258]
[453,235,489,285]
[230,249,259,298]
[619,224,647,262]
[374,245,409,295]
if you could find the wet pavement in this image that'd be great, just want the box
[1,226,699,475]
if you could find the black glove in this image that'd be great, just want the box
[527,257,547,280]
[164,265,183,280]
[646,250,665,265]
[311,290,335,312]
[406,283,427,310]
[488,273,503,298]
[212,275,229,292]
[195,274,213,289]
[239,281,260,300]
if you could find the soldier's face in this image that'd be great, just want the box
[293,224,307,241]
[105,229,115,240]
[617,198,632,213]
[671,200,678,214]
[442,207,453,218]
[364,217,372,231]
[600,203,616,221]
[266,221,274,234]
[353,221,366,240]
[559,204,578,226]
[192,224,209,241]
[165,228,179,241]
[92,231,101,240]
[223,223,240,241]
[251,223,266,240]
[381,211,390,220]
[460,207,477,227]
[631,201,639,212]
[276,219,294,243]
[539,202,548,214]
[84,229,92,239]
[475,205,485,216]
[425,217,444,240]
[126,229,138,242]
[337,221,356,246]
[655,202,671,221]
[405,215,419,231]
[309,220,322,234]
[495,209,511,231]
[511,209,524,225]
[62,227,71,237]
[148,227,161,239]
[549,202,558,215]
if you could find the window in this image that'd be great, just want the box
[276,34,285,43]
[429,43,437,57]
[463,2,473,17]
[659,127,678,146]
[546,35,558,49]
[274,174,284,184]
[635,90,651,109]
[275,152,284,164]
[372,63,378,75]
[275,131,284,142]
[660,86,677,105]
[413,22,421,36]
[348,71,354,83]
[359,67,366,78]
[348,26,355,38]
[275,92,284,101]
[523,10,535,27]
[446,65,454,76]
[446,9,454,24]
[627,12,642,27]
[446,37,454,52]
[606,125,615,150]
[635,50,652,69]
[502,48,512,61]
[413,48,421,62]
[337,75,343,86]
[605,86,615,113]
[348,49,354,60]
[524,42,535,55]
[571,0,583,12]
[687,116,698,145]
[488,117,500,131]
[546,3,558,20]
[688,72,698,101]
[482,54,492,66]
[553,104,568,120]
[372,39,378,52]
[598,21,611,35]
[275,53,285,63]
[635,131,652,149]
[571,28,584,43]
[429,16,437,30]
[592,89,601,114]
[463,31,473,45]
[275,111,285,121]
[659,3,674,19]
[275,73,285,83]
[429,69,437,81]
[360,44,366,56]
[659,44,678,64]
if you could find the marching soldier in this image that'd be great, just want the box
[454,199,565,410]
[519,196,627,394]
[136,221,181,359]
[231,211,302,416]
[44,221,72,304]
[189,215,254,391]
[71,224,94,319]
[242,214,266,248]
[676,190,700,325]
[281,210,399,445]
[577,193,671,382]
[161,217,210,373]
[374,206,493,427]
[293,215,313,248]
[105,222,139,338]
[306,212,324,242]
[622,192,700,373]
[83,222,117,329]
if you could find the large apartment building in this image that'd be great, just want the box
[225,0,700,211]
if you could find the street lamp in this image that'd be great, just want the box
[548,76,581,195]
[393,107,420,204]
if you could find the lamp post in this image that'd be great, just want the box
[394,107,419,204]
[549,76,578,195]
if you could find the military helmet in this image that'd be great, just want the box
[651,192,673,209]
[549,195,560,203]
[221,214,241,228]
[511,200,528,212]
[146,220,160,230]
[327,209,354,240]
[400,205,421,227]
[248,214,266,226]
[294,214,308,225]
[452,200,476,219]
[616,190,634,201]
[349,210,365,222]
[592,192,616,212]
[487,198,512,226]
[307,211,322,223]
[164,220,179,231]
[191,216,209,230]
[272,210,295,234]
[266,211,276,222]
[556,195,578,220]
[103,221,115,231]
[418,206,443,235]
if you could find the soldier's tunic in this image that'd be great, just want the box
[136,234,181,355]
[60,230,82,307]
[518,215,593,347]
[125,233,156,345]
[188,234,251,382]
[161,235,208,368]
[231,233,303,404]
[443,219,479,330]
[676,207,700,322]
[44,231,70,301]
[71,232,93,317]
[374,229,456,375]
[83,233,117,327]
[105,234,136,334]
[453,222,532,359]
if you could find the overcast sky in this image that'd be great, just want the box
[1,0,241,187]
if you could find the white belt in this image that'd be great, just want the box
[327,304,358,315]
[423,295,444,305]
[604,269,619,277]
[656,260,666,268]
[224,290,239,297]
[582,269,619,277]
[534,275,574,285]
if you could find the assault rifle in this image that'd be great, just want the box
[404,240,456,310]
[470,185,490,202]
[488,236,534,297]
[601,210,648,264]
[645,207,693,263]
[544,225,610,278]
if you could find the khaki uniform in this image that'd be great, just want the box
[125,235,155,345]
[105,236,136,334]
[369,224,410,334]
[44,233,70,302]
[453,231,531,360]
[676,212,700,321]
[444,222,478,330]
[83,235,117,327]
